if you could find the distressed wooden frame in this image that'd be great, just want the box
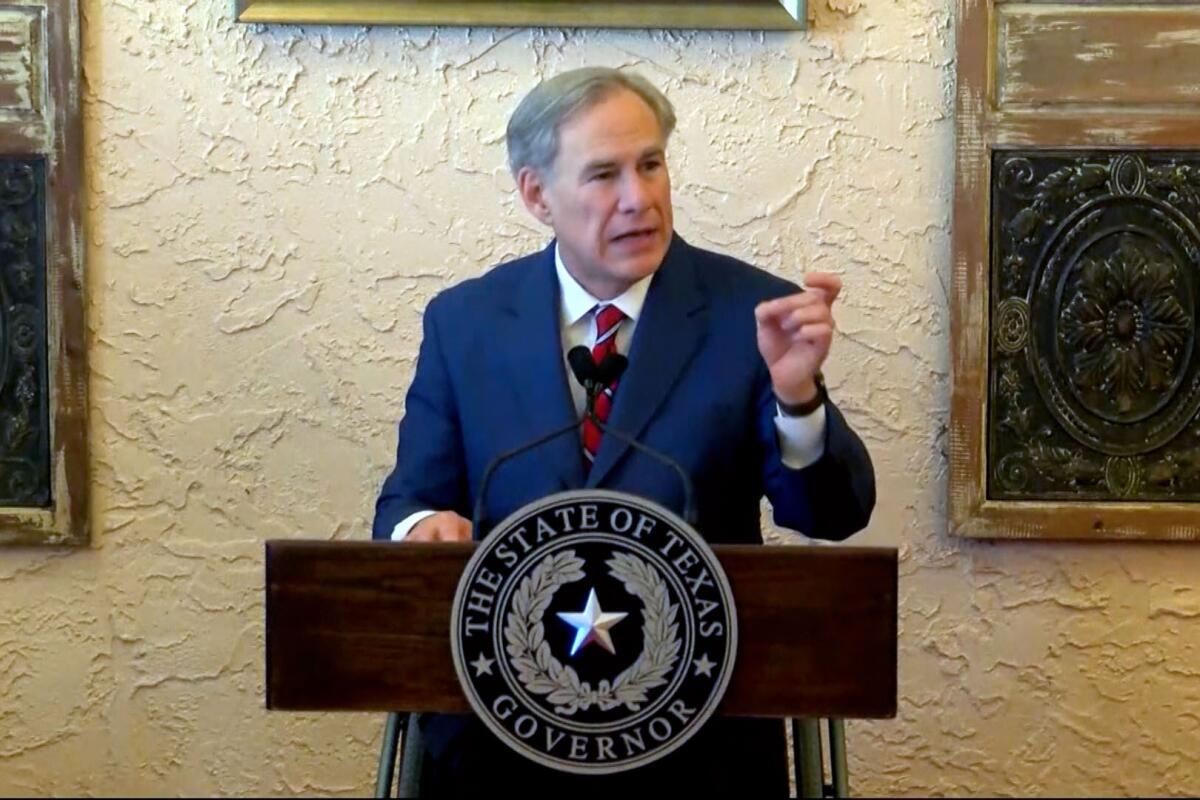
[950,0,1200,540]
[234,0,808,30]
[0,0,88,546]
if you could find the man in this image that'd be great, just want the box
[373,68,874,794]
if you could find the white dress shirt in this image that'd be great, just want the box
[391,246,827,539]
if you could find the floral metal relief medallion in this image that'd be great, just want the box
[990,152,1200,500]
[0,158,48,506]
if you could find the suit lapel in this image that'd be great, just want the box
[496,242,586,491]
[586,237,709,488]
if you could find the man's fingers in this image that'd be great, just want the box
[408,521,441,542]
[408,512,472,542]
[756,275,841,322]
[756,292,823,325]
[780,305,831,332]
[432,515,472,542]
[407,526,434,542]
[801,272,842,304]
[789,322,833,344]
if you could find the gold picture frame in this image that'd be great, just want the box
[234,1,808,30]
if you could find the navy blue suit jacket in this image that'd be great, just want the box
[374,234,874,544]
[371,235,876,793]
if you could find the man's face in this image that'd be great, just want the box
[519,88,674,300]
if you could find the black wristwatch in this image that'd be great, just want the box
[776,373,826,418]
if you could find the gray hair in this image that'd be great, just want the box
[505,67,677,178]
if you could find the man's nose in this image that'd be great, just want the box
[617,171,652,213]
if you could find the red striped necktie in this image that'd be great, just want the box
[581,303,626,471]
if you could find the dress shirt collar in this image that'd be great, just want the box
[555,242,653,327]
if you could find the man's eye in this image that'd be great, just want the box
[590,171,614,181]
[643,160,662,171]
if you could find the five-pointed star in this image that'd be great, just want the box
[556,588,628,656]
[693,653,716,678]
[470,653,495,676]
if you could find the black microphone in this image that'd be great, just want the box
[565,349,696,526]
[594,352,628,388]
[473,349,614,537]
[567,345,598,395]
[567,347,628,411]
[472,348,699,538]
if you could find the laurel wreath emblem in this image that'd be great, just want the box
[503,549,681,716]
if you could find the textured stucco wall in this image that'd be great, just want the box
[0,0,1197,795]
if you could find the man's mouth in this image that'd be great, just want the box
[611,228,657,243]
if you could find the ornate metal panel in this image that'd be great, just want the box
[0,0,87,546]
[955,0,1200,539]
[0,157,48,506]
[990,150,1200,501]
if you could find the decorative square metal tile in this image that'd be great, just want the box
[0,156,49,506]
[990,150,1200,501]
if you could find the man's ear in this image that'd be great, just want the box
[516,166,554,226]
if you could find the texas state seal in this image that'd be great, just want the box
[451,490,737,774]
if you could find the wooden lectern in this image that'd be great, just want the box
[265,541,897,795]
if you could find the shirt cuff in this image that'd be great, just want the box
[391,510,437,541]
[774,403,827,470]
